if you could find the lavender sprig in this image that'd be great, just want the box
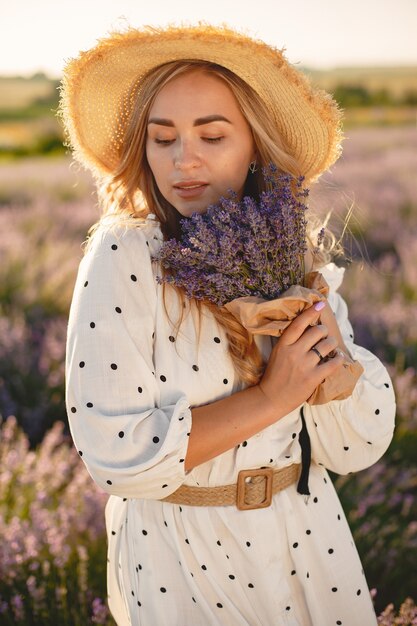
[154,166,309,306]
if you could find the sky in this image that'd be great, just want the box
[2,0,417,77]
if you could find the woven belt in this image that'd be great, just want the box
[161,464,301,511]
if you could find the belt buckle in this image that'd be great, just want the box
[237,468,274,511]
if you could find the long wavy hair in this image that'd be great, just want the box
[87,60,341,385]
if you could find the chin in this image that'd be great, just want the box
[175,203,209,217]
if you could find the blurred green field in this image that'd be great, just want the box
[0,75,58,110]
[306,66,417,100]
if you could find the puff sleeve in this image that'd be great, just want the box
[65,222,191,499]
[303,263,396,474]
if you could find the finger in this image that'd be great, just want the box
[280,301,326,346]
[317,352,345,377]
[308,336,338,362]
[300,323,329,347]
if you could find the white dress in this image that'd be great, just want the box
[66,217,396,626]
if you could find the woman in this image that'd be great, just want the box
[61,25,396,626]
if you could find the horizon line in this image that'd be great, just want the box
[2,63,417,81]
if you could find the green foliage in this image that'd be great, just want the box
[333,85,372,107]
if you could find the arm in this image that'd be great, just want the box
[66,223,192,499]
[185,300,346,471]
[302,268,396,474]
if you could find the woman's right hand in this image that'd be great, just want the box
[257,301,345,415]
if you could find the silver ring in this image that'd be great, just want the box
[311,346,324,362]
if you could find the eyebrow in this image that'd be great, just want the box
[147,114,232,127]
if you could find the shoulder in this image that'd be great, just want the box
[319,262,345,293]
[70,218,162,321]
[87,215,163,261]
[74,216,163,299]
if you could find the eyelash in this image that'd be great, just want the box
[154,137,224,145]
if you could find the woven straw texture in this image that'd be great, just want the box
[161,463,301,507]
[59,24,344,182]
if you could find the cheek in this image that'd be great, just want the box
[228,154,252,187]
[146,147,167,186]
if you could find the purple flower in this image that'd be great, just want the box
[91,597,110,624]
[153,167,309,306]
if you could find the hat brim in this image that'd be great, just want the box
[59,24,344,182]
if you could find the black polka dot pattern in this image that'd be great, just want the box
[67,229,382,625]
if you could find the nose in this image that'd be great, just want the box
[173,139,201,170]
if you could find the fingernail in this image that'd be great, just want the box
[314,301,326,311]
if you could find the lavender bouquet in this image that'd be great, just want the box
[155,166,309,306]
[155,165,363,404]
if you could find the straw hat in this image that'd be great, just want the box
[59,24,344,182]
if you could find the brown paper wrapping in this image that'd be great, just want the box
[224,272,364,405]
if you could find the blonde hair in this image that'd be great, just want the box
[88,60,340,385]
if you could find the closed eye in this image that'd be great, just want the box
[154,137,224,145]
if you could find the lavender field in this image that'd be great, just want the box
[0,125,416,624]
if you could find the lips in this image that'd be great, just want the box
[173,181,209,199]
[173,181,208,189]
